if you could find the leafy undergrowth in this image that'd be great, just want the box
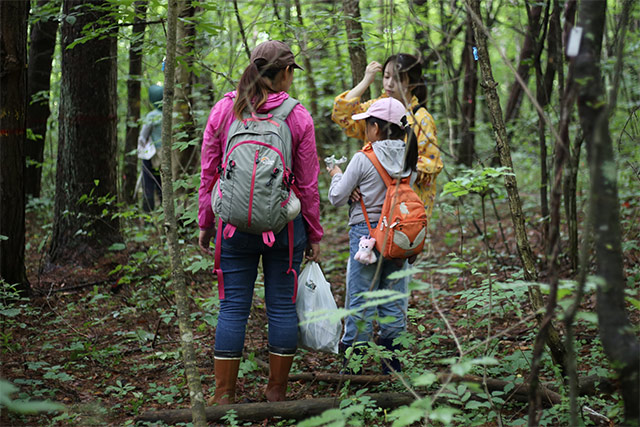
[1,195,638,426]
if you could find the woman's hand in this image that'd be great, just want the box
[363,61,383,84]
[346,61,382,100]
[305,242,321,262]
[198,228,216,255]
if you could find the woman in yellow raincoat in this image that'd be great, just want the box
[332,53,443,222]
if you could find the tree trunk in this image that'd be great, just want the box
[533,1,552,252]
[25,0,60,199]
[457,17,478,166]
[467,0,566,370]
[49,0,121,264]
[0,0,29,294]
[122,0,146,205]
[171,0,199,199]
[574,0,640,423]
[160,1,206,425]
[503,2,542,124]
[293,0,319,118]
[561,0,579,270]
[342,0,369,100]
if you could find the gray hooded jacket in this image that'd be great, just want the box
[328,139,415,226]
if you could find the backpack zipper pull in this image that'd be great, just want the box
[226,160,236,179]
[266,167,279,187]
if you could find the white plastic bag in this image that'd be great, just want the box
[296,262,341,354]
[137,139,156,160]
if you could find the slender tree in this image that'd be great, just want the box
[503,1,542,124]
[533,1,552,248]
[342,0,369,100]
[560,0,580,269]
[0,0,30,294]
[122,0,147,204]
[172,0,199,193]
[160,0,206,424]
[466,0,566,370]
[49,0,121,264]
[457,17,478,166]
[574,0,640,422]
[293,0,319,118]
[25,0,61,198]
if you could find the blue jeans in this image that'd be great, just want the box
[214,215,307,357]
[342,222,409,346]
[142,159,162,212]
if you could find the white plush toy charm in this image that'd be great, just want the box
[354,236,377,265]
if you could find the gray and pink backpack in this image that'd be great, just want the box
[211,97,302,300]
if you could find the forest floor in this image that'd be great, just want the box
[2,199,638,426]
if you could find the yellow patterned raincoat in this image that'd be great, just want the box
[332,91,443,221]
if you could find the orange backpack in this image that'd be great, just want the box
[359,147,428,260]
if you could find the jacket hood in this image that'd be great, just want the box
[371,139,412,179]
[224,91,290,113]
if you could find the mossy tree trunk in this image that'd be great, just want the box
[160,0,206,424]
[467,0,566,369]
[574,0,640,423]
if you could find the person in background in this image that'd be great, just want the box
[332,53,443,219]
[327,97,418,374]
[198,40,323,404]
[137,84,163,212]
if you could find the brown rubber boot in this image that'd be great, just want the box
[207,357,241,406]
[265,352,295,402]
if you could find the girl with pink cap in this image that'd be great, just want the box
[327,97,418,374]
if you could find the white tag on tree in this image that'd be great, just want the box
[567,26,583,57]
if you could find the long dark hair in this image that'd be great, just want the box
[383,53,427,108]
[365,116,419,173]
[233,58,286,119]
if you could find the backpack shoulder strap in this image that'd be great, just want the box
[360,148,394,188]
[269,97,300,121]
[359,147,392,236]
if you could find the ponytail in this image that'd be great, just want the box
[402,118,419,173]
[233,59,286,119]
[365,116,418,173]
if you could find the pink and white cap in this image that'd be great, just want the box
[351,97,406,127]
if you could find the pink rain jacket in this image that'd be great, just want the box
[198,91,323,244]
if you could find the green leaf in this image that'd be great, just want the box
[413,372,437,387]
[576,311,598,324]
[0,308,21,317]
[389,406,425,427]
[428,406,459,424]
[625,296,640,310]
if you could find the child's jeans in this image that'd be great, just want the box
[341,221,409,346]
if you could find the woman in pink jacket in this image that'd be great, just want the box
[198,40,323,404]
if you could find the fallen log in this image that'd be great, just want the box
[135,392,415,424]
[137,370,609,424]
[287,371,561,406]
[288,372,392,384]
